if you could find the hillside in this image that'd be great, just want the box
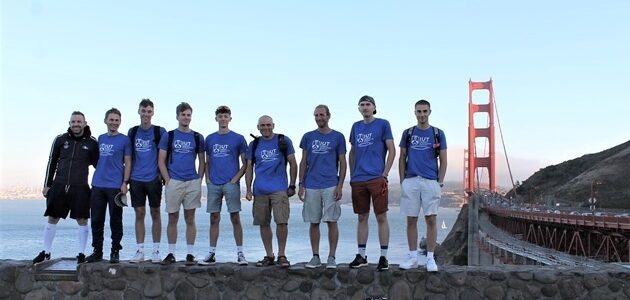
[510,140,630,209]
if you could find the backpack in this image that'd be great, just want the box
[129,125,163,167]
[249,133,288,166]
[405,126,441,158]
[166,130,201,164]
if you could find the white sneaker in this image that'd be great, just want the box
[237,252,248,266]
[426,257,438,272]
[151,250,161,264]
[130,250,144,263]
[399,255,418,270]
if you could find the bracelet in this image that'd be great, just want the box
[288,185,296,190]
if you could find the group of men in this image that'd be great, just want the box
[33,96,447,272]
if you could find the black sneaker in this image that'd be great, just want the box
[85,251,103,263]
[110,251,120,264]
[33,251,50,264]
[377,256,389,271]
[76,253,86,264]
[162,253,176,265]
[199,252,216,265]
[185,254,197,266]
[349,254,368,268]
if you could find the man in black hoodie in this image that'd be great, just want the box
[33,111,99,264]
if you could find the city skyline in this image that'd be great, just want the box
[2,1,629,189]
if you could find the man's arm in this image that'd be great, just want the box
[348,146,355,178]
[197,151,205,181]
[43,136,61,197]
[245,160,253,201]
[438,149,448,185]
[398,147,407,184]
[205,152,211,184]
[231,153,247,183]
[297,149,307,200]
[121,155,131,194]
[335,153,347,201]
[287,154,298,197]
[383,139,396,178]
[158,149,170,184]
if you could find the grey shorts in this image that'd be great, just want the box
[302,186,340,223]
[206,182,241,213]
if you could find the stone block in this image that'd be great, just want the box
[337,268,351,284]
[445,271,466,287]
[174,280,194,299]
[282,280,300,292]
[460,288,484,300]
[15,270,34,293]
[187,275,209,288]
[489,272,507,281]
[226,276,243,291]
[102,265,123,279]
[161,272,178,293]
[24,288,52,300]
[483,285,504,300]
[507,277,525,289]
[532,272,557,284]
[103,279,126,290]
[299,280,313,293]
[541,284,558,297]
[609,280,626,293]
[405,269,427,283]
[319,277,337,291]
[197,285,220,300]
[246,284,265,300]
[287,291,309,300]
[425,294,446,300]
[583,273,608,289]
[0,264,16,282]
[239,268,261,282]
[512,271,533,281]
[388,280,411,300]
[122,288,142,300]
[143,275,162,298]
[426,274,447,293]
[356,269,374,284]
[504,288,524,300]
[378,270,392,286]
[218,266,235,276]
[558,278,585,298]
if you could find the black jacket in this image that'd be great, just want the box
[44,126,99,187]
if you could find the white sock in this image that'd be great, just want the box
[168,244,176,254]
[410,251,418,259]
[187,244,194,255]
[77,225,89,254]
[380,246,388,258]
[43,223,57,253]
[427,251,434,259]
[153,243,160,252]
[137,243,144,253]
[358,245,366,258]
[209,246,216,254]
[236,245,243,254]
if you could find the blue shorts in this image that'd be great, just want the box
[206,182,241,213]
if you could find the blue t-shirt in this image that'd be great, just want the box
[246,134,295,196]
[399,126,447,180]
[300,129,346,189]
[92,133,132,189]
[128,125,167,182]
[205,131,247,185]
[349,118,394,183]
[158,129,205,181]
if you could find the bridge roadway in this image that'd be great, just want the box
[477,211,603,267]
[485,207,630,231]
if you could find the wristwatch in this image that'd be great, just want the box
[288,185,296,190]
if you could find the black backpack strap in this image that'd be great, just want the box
[249,134,260,165]
[166,130,174,164]
[277,134,288,165]
[433,126,441,158]
[129,126,139,157]
[153,126,162,147]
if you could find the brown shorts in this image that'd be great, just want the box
[351,177,389,215]
[253,192,290,226]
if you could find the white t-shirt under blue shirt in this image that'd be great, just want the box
[399,126,447,180]
[299,129,346,189]
[129,125,167,182]
[349,118,394,183]
[92,133,132,189]
[246,134,295,196]
[158,129,205,181]
[205,131,247,185]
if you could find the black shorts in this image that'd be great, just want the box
[44,183,91,219]
[129,177,163,208]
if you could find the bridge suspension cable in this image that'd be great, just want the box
[493,88,516,191]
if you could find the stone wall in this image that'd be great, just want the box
[1,260,630,299]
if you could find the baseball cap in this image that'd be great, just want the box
[114,192,128,207]
[358,95,377,114]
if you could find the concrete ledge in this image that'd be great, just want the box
[1,260,630,299]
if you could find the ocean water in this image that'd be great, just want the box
[0,199,460,265]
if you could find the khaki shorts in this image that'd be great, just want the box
[350,177,389,215]
[164,178,202,213]
[253,192,289,226]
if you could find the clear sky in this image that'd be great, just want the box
[1,1,629,189]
